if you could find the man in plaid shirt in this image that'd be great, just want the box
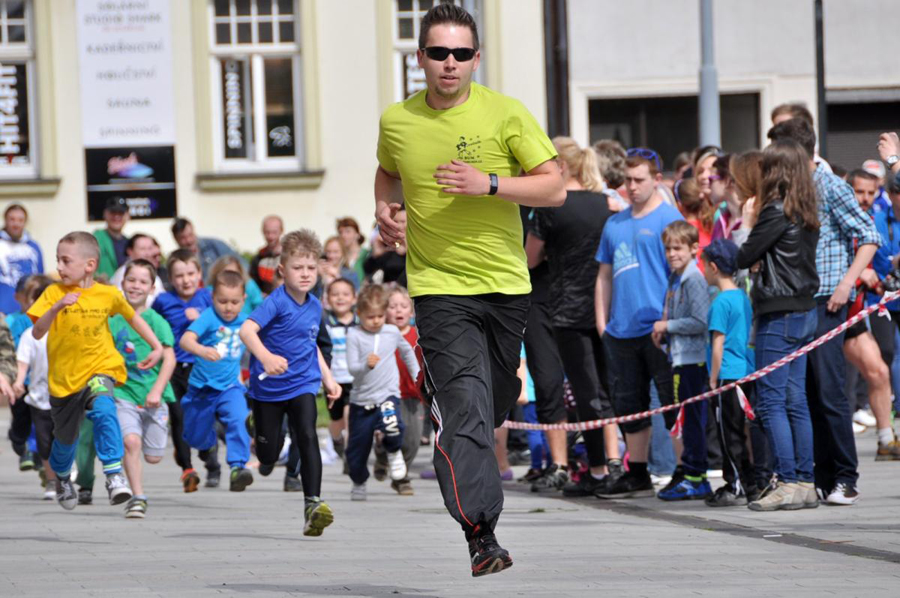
[768,118,879,506]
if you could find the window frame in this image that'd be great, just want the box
[0,0,37,179]
[207,0,304,172]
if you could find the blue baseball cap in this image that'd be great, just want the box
[703,239,739,274]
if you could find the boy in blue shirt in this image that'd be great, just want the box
[653,221,712,501]
[702,239,757,507]
[152,249,220,491]
[178,269,253,492]
[240,230,342,537]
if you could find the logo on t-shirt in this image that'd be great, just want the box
[456,135,482,164]
[613,242,639,277]
[215,326,243,359]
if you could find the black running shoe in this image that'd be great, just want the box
[530,464,568,493]
[595,471,654,499]
[517,468,544,483]
[562,473,604,497]
[469,532,513,578]
[205,469,221,489]
[258,462,275,477]
[283,475,303,492]
[229,467,254,492]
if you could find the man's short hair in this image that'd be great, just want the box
[767,118,816,160]
[263,214,284,229]
[662,220,699,247]
[213,269,245,293]
[281,229,323,263]
[4,203,26,219]
[59,231,100,260]
[847,168,879,188]
[171,217,192,237]
[167,248,201,272]
[625,155,659,178]
[887,175,900,195]
[419,2,479,50]
[771,102,814,127]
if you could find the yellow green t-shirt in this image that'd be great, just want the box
[376,83,557,297]
[27,282,135,397]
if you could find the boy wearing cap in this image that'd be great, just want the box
[94,197,130,280]
[702,239,757,507]
[652,221,712,501]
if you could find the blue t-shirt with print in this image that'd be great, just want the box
[152,288,213,363]
[707,289,754,381]
[596,201,683,338]
[248,286,323,402]
[186,307,247,391]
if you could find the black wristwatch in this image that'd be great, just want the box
[488,173,499,195]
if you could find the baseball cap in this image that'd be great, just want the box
[105,196,128,213]
[862,159,886,180]
[703,239,739,274]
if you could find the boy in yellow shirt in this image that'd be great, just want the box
[28,232,163,511]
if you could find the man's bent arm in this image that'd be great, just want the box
[495,160,566,208]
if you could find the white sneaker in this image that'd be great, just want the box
[351,482,367,501]
[825,482,859,506]
[105,472,133,506]
[42,489,55,501]
[852,422,866,434]
[387,450,407,481]
[852,409,877,428]
[650,474,672,487]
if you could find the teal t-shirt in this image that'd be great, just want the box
[243,278,264,315]
[109,308,176,405]
[707,289,754,380]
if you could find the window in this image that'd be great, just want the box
[826,100,900,170]
[0,0,35,178]
[588,93,761,171]
[392,0,483,101]
[209,0,301,170]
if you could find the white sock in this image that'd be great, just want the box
[877,427,894,446]
[591,472,606,481]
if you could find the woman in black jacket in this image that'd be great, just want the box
[735,139,820,512]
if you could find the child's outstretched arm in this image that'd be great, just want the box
[318,347,342,407]
[180,331,221,362]
[709,331,725,390]
[128,314,164,370]
[12,360,28,402]
[239,320,287,376]
[146,347,176,408]
[32,292,79,339]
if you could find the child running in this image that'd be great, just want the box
[345,284,420,501]
[323,277,358,472]
[152,249,218,491]
[12,276,55,500]
[179,269,253,492]
[240,229,342,537]
[27,232,163,510]
[110,259,178,518]
[653,220,712,501]
[374,285,424,495]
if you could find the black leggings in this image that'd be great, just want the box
[554,327,611,468]
[252,394,322,497]
[170,362,220,473]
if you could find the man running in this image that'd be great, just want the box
[374,3,564,578]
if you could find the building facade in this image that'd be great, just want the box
[2,0,546,258]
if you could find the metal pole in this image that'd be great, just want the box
[698,0,720,147]
[815,0,828,159]
[543,0,569,138]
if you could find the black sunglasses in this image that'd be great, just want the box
[422,46,477,62]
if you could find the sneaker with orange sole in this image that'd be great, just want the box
[181,469,200,493]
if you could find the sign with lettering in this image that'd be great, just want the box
[76,0,176,220]
[76,0,175,147]
[0,62,31,168]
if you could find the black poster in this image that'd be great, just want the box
[85,145,177,221]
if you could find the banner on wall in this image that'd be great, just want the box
[76,0,177,221]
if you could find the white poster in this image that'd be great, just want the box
[76,0,175,147]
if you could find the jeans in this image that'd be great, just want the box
[806,302,858,489]
[755,308,816,483]
[673,364,708,477]
[347,399,405,485]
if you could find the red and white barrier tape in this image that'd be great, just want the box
[503,290,900,432]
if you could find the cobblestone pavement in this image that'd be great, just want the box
[1,420,899,597]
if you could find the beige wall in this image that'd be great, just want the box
[10,0,546,269]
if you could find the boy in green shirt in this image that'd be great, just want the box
[110,259,177,518]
